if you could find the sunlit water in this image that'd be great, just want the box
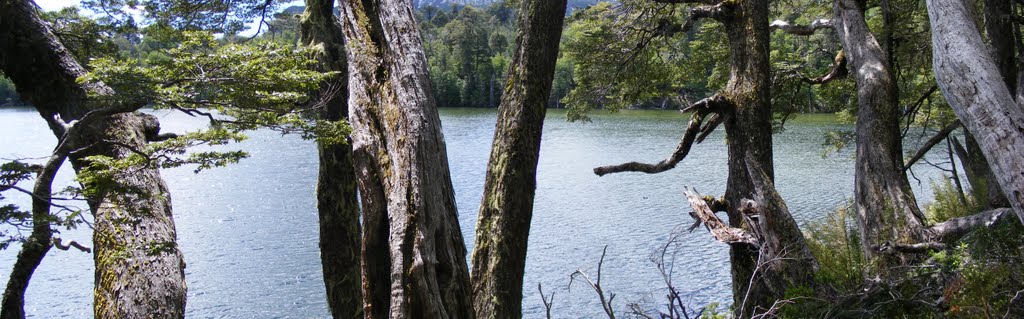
[0,107,953,318]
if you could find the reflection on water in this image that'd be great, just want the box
[0,107,951,318]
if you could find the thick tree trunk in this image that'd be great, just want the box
[832,0,928,268]
[298,1,363,318]
[719,0,817,315]
[338,1,473,318]
[469,0,566,318]
[0,153,63,319]
[0,1,187,318]
[927,0,1024,222]
[958,0,1017,209]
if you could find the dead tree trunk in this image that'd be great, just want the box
[0,1,187,318]
[598,0,818,315]
[469,0,566,317]
[338,1,473,318]
[832,0,928,268]
[298,1,363,317]
[927,0,1024,222]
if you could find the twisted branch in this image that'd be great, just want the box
[594,95,732,176]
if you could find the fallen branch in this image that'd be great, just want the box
[926,208,1015,242]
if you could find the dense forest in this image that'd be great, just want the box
[1,0,1024,318]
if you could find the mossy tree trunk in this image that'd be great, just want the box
[832,0,928,269]
[717,1,818,315]
[0,1,186,318]
[469,0,566,318]
[338,0,473,318]
[298,0,363,317]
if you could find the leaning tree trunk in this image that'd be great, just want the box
[338,1,473,318]
[958,0,1017,209]
[298,0,363,317]
[927,0,1024,222]
[469,0,566,318]
[719,1,817,315]
[0,1,187,318]
[832,0,928,268]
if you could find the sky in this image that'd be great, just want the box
[34,0,80,12]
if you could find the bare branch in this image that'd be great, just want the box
[52,238,91,253]
[903,119,961,171]
[769,18,834,35]
[570,246,617,319]
[537,283,555,319]
[594,95,732,176]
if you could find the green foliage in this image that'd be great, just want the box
[42,6,130,65]
[422,4,515,108]
[930,222,1024,317]
[0,75,20,106]
[560,1,687,121]
[81,31,350,144]
[925,177,981,224]
[699,302,728,319]
[821,130,854,157]
[803,205,865,293]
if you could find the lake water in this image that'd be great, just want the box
[0,107,953,318]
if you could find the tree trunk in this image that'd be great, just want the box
[298,1,363,318]
[719,0,817,315]
[958,0,1017,209]
[338,1,473,318]
[469,0,566,318]
[832,0,928,268]
[0,153,64,319]
[927,0,1024,222]
[0,1,187,318]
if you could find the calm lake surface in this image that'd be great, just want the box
[0,107,952,318]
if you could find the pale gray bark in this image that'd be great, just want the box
[927,0,1024,222]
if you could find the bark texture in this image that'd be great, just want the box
[468,0,566,317]
[719,2,817,315]
[338,1,473,318]
[0,1,187,318]
[927,0,1024,222]
[833,0,928,267]
[299,0,363,317]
